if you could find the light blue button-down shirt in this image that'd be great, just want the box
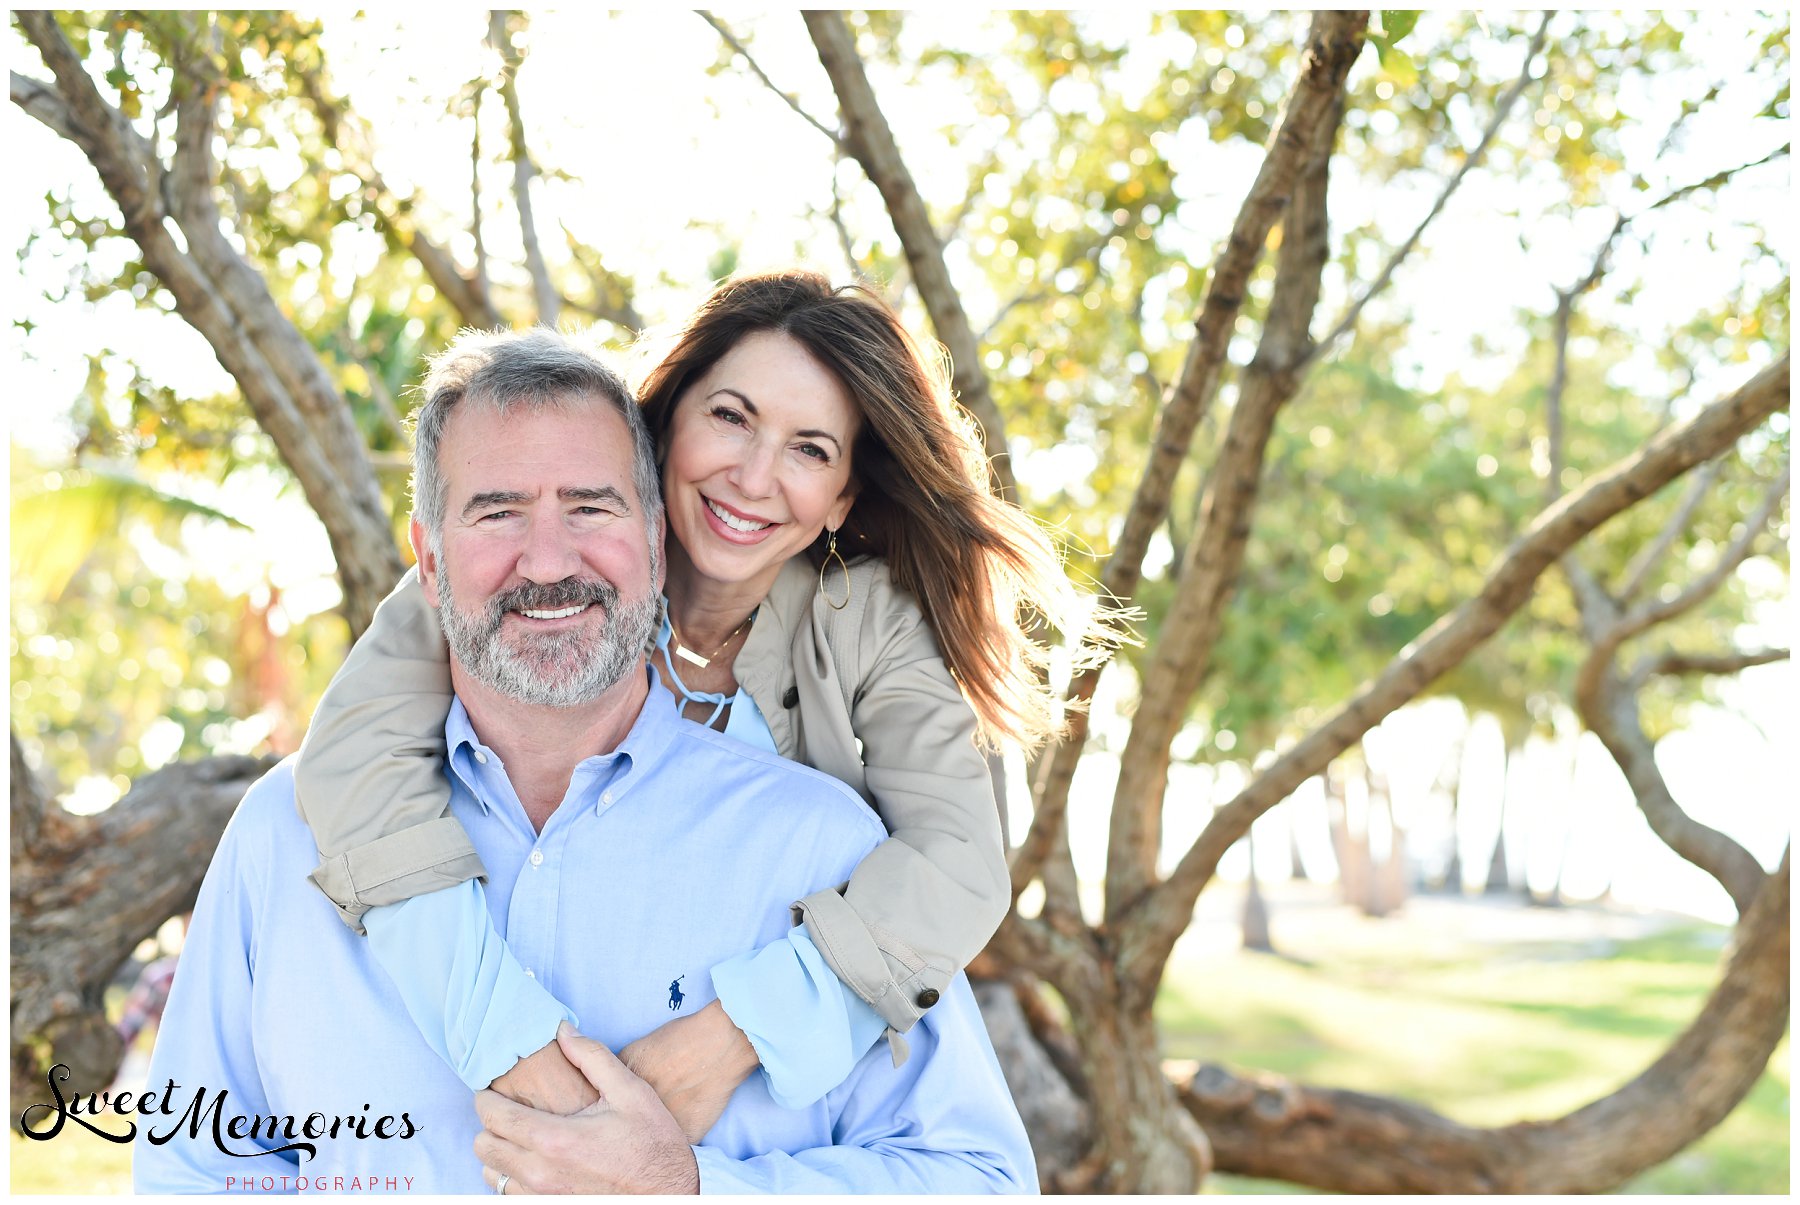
[134,674,1034,1194]
[358,616,887,1108]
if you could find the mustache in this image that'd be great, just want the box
[489,577,618,617]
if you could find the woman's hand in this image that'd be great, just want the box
[490,1038,602,1115]
[618,999,760,1143]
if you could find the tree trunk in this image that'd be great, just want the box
[1241,830,1274,952]
[1324,761,1369,909]
[1179,852,1787,1192]
[10,733,272,1128]
[1064,977,1212,1193]
[972,980,1090,1184]
[1484,743,1513,894]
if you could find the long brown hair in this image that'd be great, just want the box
[638,270,1093,751]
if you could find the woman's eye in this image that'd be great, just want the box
[709,406,747,426]
[796,443,830,462]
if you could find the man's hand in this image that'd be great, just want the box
[476,1023,700,1195]
[489,1037,600,1115]
[618,999,759,1143]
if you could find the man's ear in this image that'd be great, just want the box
[410,517,442,608]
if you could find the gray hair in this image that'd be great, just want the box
[410,327,664,563]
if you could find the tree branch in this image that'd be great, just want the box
[1126,355,1788,974]
[489,11,559,327]
[1305,10,1551,369]
[1182,850,1786,1192]
[1606,457,1790,648]
[1106,91,1346,922]
[1014,10,1370,898]
[469,78,491,300]
[559,222,644,332]
[10,70,80,143]
[697,11,843,147]
[804,10,1018,500]
[1642,646,1789,678]
[293,59,502,329]
[1614,459,1722,603]
[12,734,274,1123]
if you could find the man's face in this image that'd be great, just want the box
[413,396,662,709]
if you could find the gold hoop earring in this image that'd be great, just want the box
[818,528,851,611]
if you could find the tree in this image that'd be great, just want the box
[11,8,1788,1192]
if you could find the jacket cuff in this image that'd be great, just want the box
[795,887,949,1037]
[307,816,488,933]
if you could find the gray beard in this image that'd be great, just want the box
[436,568,659,708]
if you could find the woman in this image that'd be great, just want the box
[295,270,1095,1152]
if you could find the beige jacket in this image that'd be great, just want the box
[294,556,1008,1035]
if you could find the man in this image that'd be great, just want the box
[133,329,1034,1193]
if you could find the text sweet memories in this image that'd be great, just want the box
[20,1063,418,1159]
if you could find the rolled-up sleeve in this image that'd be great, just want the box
[293,568,486,931]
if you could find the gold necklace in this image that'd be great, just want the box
[668,613,752,669]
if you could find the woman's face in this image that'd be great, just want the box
[662,330,859,594]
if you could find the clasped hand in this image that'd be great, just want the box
[477,1022,699,1195]
[478,1004,759,1193]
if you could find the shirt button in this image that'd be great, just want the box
[529,850,544,867]
[473,750,488,764]
[601,790,614,805]
[916,988,940,1009]
[524,968,535,979]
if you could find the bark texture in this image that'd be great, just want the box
[1181,854,1788,1192]
[13,14,405,637]
[10,734,272,1128]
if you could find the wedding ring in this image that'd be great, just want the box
[495,1172,511,1195]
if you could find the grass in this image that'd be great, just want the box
[11,892,1786,1195]
[10,1126,134,1195]
[1159,890,1788,1194]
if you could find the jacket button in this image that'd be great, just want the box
[782,685,799,709]
[916,988,940,1009]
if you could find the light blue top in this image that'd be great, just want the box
[352,611,886,1108]
[134,675,1035,1194]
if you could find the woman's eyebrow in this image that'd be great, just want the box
[708,388,845,452]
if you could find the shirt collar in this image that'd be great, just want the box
[444,666,685,818]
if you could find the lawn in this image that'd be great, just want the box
[10,890,1787,1194]
[1158,888,1789,1194]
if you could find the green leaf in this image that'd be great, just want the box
[11,470,251,602]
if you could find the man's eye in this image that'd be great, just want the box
[477,510,515,522]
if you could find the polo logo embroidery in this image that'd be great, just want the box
[668,976,686,1011]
